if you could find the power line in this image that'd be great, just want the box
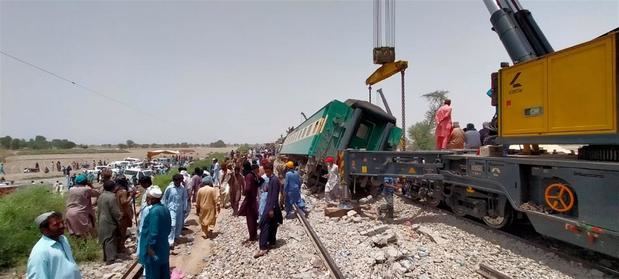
[0,50,163,119]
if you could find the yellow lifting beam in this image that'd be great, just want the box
[365,60,408,86]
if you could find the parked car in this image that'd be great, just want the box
[87,165,109,176]
[108,161,131,169]
[123,168,153,185]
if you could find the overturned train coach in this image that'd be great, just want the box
[342,30,619,259]
[279,99,401,188]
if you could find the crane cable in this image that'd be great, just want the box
[400,70,406,151]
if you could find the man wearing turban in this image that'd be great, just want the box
[65,174,100,237]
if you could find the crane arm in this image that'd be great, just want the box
[365,60,408,86]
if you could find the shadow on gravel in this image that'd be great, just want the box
[272,238,288,249]
[201,231,221,240]
[185,219,199,227]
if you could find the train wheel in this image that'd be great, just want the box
[423,182,443,207]
[482,205,513,229]
[452,205,467,217]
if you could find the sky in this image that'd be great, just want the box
[0,0,617,145]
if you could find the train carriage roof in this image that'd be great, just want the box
[344,99,397,123]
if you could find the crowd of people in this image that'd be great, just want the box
[25,149,325,279]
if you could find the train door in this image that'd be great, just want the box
[349,120,376,149]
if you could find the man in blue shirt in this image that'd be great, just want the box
[27,211,82,279]
[381,177,396,218]
[139,186,172,279]
[284,161,305,219]
[162,174,188,248]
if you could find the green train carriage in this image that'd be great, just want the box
[279,99,401,190]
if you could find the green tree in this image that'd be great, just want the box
[10,138,21,150]
[126,140,136,148]
[209,140,226,148]
[408,120,434,150]
[407,90,449,150]
[422,90,449,127]
[32,135,50,150]
[0,136,12,149]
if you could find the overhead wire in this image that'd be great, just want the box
[0,50,171,122]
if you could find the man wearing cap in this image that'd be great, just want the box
[65,174,100,237]
[323,156,339,203]
[162,174,188,248]
[27,211,82,278]
[446,122,465,149]
[139,186,172,279]
[284,161,305,219]
[195,176,220,238]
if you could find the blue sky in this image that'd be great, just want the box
[1,0,617,144]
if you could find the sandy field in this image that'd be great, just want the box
[1,147,231,184]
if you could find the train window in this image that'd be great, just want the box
[319,117,327,132]
[313,121,320,134]
[356,123,369,139]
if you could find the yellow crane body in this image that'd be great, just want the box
[499,31,618,144]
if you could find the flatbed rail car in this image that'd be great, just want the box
[279,99,401,188]
[341,149,619,259]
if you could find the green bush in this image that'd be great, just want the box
[191,153,226,173]
[154,169,178,193]
[0,186,101,269]
[236,144,251,155]
[68,236,101,263]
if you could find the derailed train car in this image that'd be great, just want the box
[279,99,401,189]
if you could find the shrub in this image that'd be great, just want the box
[0,186,101,269]
[154,169,178,193]
[68,236,101,263]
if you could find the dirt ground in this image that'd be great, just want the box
[169,206,215,276]
[1,147,231,184]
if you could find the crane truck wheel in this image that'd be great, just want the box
[482,204,513,229]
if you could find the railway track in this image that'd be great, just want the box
[397,194,619,278]
[120,207,345,279]
[120,260,143,279]
[294,205,345,279]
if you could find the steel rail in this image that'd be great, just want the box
[477,262,513,279]
[120,260,143,279]
[294,205,345,279]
